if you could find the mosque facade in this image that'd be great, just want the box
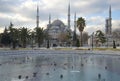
[44,3,74,47]
[36,2,75,47]
[45,19,72,47]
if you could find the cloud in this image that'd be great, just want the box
[0,0,120,34]
[112,20,120,30]
[87,16,105,25]
[84,25,105,35]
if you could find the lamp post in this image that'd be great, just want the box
[47,40,50,49]
[31,32,34,49]
[92,32,94,50]
[107,36,108,48]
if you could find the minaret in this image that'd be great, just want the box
[68,1,70,29]
[105,19,109,34]
[49,14,51,24]
[36,5,39,28]
[109,5,112,34]
[109,5,111,20]
[74,12,76,33]
[73,12,77,41]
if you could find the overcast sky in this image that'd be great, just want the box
[0,0,120,34]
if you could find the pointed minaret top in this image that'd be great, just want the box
[68,0,70,16]
[37,4,39,16]
[74,12,76,31]
[108,5,112,34]
[109,5,111,18]
[68,0,70,11]
[68,0,71,29]
[49,14,51,24]
[36,4,39,28]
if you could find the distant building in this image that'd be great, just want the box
[88,6,119,47]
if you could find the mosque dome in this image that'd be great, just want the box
[52,19,65,26]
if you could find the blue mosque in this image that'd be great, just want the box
[36,3,76,47]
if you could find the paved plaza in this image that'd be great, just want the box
[0,49,120,81]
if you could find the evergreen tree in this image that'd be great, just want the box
[1,27,11,46]
[76,38,80,47]
[8,22,19,49]
[34,27,44,47]
[95,30,106,45]
[19,27,30,48]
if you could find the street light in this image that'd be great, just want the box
[47,40,50,49]
[92,32,94,50]
[31,32,34,49]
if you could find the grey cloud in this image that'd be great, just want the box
[0,17,11,27]
[0,0,23,13]
[0,0,120,34]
